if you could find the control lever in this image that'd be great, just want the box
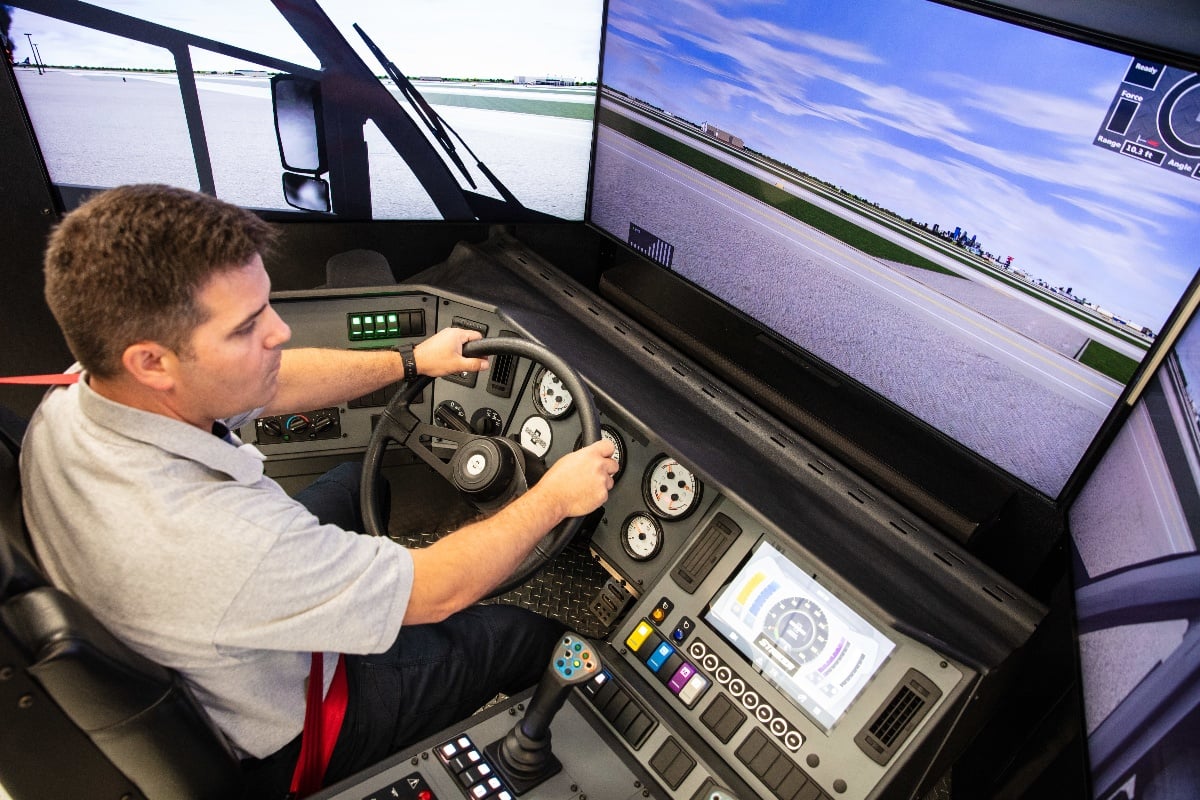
[486,632,601,794]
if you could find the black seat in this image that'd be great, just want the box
[0,409,243,799]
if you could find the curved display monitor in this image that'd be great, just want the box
[1067,298,1200,798]
[6,0,601,221]
[589,0,1200,497]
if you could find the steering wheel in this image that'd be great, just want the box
[360,337,600,597]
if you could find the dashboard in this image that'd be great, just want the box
[241,232,1045,800]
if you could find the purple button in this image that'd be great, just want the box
[668,662,697,694]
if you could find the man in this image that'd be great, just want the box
[20,184,618,796]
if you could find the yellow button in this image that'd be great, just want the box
[625,620,654,653]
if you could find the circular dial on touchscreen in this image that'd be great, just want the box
[532,367,574,419]
[643,455,702,519]
[763,597,829,666]
[622,512,663,561]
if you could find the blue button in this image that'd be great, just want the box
[645,641,675,673]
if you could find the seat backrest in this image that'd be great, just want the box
[0,415,243,800]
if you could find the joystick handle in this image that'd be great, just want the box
[489,632,601,792]
[520,632,602,741]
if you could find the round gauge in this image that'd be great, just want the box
[576,424,626,483]
[532,367,574,419]
[434,400,467,430]
[763,597,829,666]
[643,455,702,520]
[601,425,627,482]
[519,415,553,459]
[471,407,504,436]
[622,512,663,561]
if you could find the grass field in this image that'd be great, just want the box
[599,105,960,277]
[1078,339,1140,384]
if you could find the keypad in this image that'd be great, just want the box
[435,735,513,800]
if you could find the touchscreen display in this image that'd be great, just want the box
[705,540,896,731]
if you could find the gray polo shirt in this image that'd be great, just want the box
[20,378,413,758]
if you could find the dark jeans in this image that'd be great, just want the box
[240,463,564,798]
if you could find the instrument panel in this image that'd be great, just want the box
[250,287,998,800]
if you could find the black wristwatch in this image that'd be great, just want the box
[394,344,418,383]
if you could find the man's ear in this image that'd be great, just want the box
[120,341,177,391]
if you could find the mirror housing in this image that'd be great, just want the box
[271,74,327,174]
[281,172,331,213]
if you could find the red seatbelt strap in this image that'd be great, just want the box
[0,373,81,384]
[289,653,349,797]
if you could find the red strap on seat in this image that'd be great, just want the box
[289,653,349,797]
[0,373,81,385]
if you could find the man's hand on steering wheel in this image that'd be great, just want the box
[412,327,490,377]
[527,439,617,520]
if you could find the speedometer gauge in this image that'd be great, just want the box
[622,512,663,561]
[532,367,574,419]
[643,455,702,520]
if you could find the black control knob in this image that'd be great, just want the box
[487,632,601,793]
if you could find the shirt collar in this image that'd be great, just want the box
[76,376,266,484]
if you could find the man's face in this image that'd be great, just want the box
[173,255,291,423]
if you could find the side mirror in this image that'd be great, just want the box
[271,74,327,174]
[281,172,331,213]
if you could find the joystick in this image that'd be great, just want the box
[487,632,601,794]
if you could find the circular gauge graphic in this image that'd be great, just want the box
[762,596,829,667]
[622,512,663,561]
[519,415,553,459]
[532,367,574,419]
[576,424,626,483]
[643,455,702,520]
[1158,73,1200,158]
[471,407,504,436]
[434,400,467,429]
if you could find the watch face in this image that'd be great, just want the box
[533,367,574,419]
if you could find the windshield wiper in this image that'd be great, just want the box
[354,23,526,208]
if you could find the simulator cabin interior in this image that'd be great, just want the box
[2,1,1199,799]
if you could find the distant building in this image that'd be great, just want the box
[701,122,744,149]
[515,76,577,86]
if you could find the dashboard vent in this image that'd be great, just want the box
[855,669,942,765]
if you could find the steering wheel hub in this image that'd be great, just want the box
[450,438,517,503]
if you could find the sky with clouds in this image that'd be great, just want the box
[7,1,603,81]
[599,0,1200,330]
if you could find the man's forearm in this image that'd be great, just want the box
[265,347,405,415]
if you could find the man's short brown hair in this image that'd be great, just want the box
[44,184,277,378]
